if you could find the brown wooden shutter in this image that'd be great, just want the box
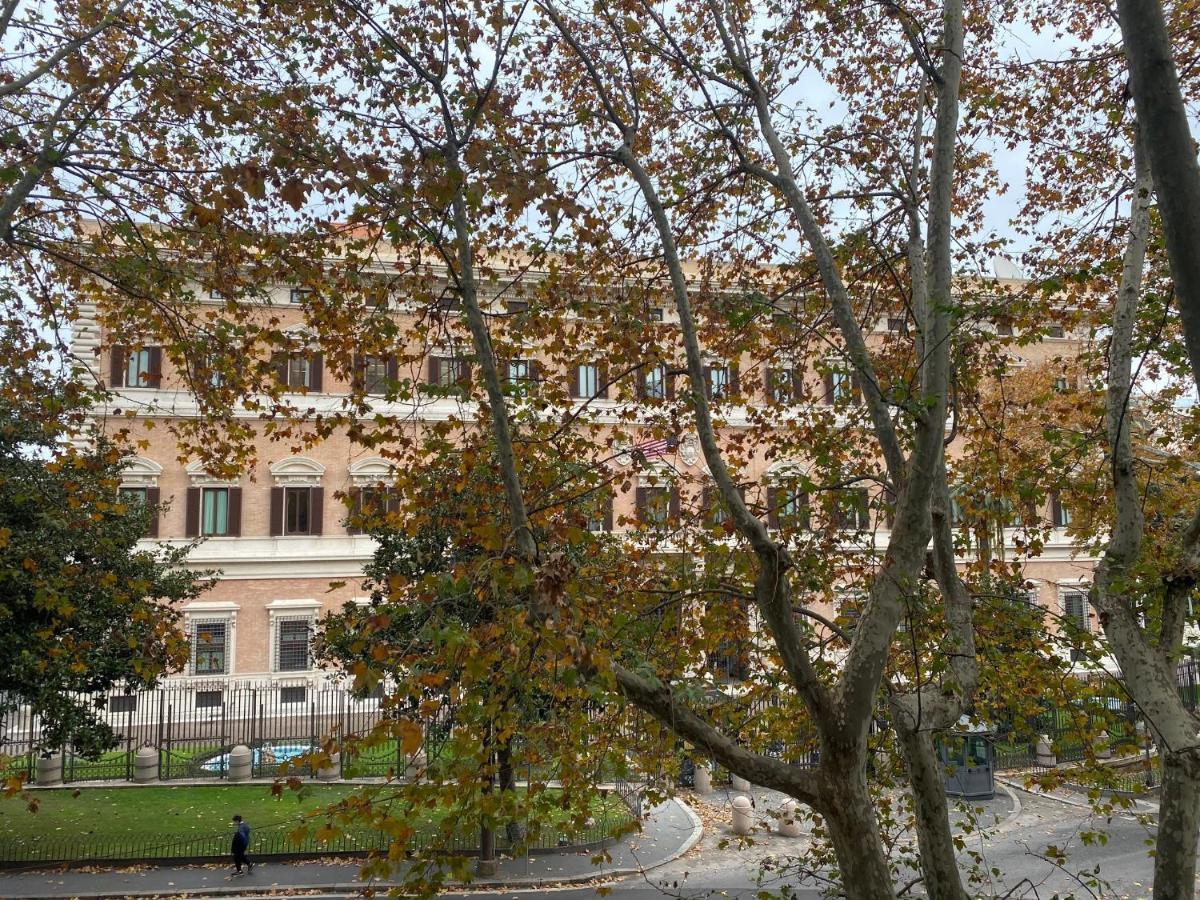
[636,366,647,400]
[851,372,864,405]
[767,486,781,529]
[702,366,713,400]
[765,368,777,402]
[569,365,581,398]
[791,367,804,401]
[665,369,676,400]
[529,360,541,382]
[145,487,161,538]
[1051,495,1065,527]
[352,354,363,391]
[185,487,200,537]
[227,488,242,537]
[309,487,324,535]
[272,352,287,386]
[823,372,835,404]
[309,353,323,392]
[346,487,362,535]
[597,364,609,399]
[635,487,649,523]
[110,345,128,389]
[603,493,613,532]
[428,356,441,386]
[146,347,162,388]
[459,361,472,389]
[669,488,680,520]
[729,363,740,396]
[269,486,284,536]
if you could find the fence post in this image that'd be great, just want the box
[156,691,166,779]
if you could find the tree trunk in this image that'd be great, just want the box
[897,726,969,900]
[820,758,897,899]
[1154,750,1200,900]
[498,739,525,844]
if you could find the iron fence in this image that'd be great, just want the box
[0,682,444,784]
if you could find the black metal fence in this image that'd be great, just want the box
[0,682,447,784]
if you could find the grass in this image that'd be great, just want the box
[0,783,632,862]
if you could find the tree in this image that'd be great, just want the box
[0,327,202,763]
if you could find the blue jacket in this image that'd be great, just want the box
[232,822,250,851]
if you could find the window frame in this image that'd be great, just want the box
[275,616,314,673]
[191,618,230,676]
[200,487,232,537]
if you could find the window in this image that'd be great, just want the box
[287,355,310,388]
[705,364,733,401]
[705,598,750,682]
[584,492,612,533]
[769,484,809,530]
[274,352,321,390]
[192,621,229,675]
[361,355,390,394]
[647,307,664,322]
[429,356,468,388]
[280,686,307,704]
[1051,494,1072,528]
[572,363,605,399]
[289,288,312,304]
[506,358,533,383]
[1063,589,1090,661]
[109,694,137,714]
[1054,376,1070,393]
[887,316,907,333]
[833,488,870,531]
[996,320,1015,337]
[125,348,154,388]
[196,690,223,709]
[276,618,312,672]
[207,287,225,300]
[120,486,148,509]
[284,487,312,535]
[201,488,231,536]
[825,369,860,405]
[642,365,669,400]
[636,486,677,530]
[769,367,803,403]
[505,300,528,314]
[1047,325,1065,338]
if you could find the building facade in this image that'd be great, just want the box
[73,266,1102,687]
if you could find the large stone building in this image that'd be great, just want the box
[72,262,1101,688]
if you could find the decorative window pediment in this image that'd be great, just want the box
[185,460,240,487]
[121,457,163,488]
[349,456,395,487]
[269,456,326,486]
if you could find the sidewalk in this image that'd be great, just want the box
[997,775,1160,816]
[0,797,702,899]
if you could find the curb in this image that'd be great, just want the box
[0,798,704,900]
[996,777,1157,817]
[992,782,1023,834]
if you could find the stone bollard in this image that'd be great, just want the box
[777,798,803,837]
[133,746,159,783]
[317,751,341,782]
[1035,735,1056,768]
[730,773,751,792]
[693,765,713,795]
[403,750,427,781]
[1095,731,1113,760]
[227,744,253,782]
[35,752,63,786]
[731,795,753,835]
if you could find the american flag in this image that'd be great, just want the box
[632,435,678,460]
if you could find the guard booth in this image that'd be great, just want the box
[939,717,996,800]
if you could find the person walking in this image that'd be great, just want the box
[230,814,254,874]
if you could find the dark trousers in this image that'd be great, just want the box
[232,844,251,870]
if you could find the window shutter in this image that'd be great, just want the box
[227,488,242,537]
[569,365,581,399]
[309,353,323,392]
[636,366,647,400]
[765,368,778,402]
[597,364,609,399]
[669,489,680,520]
[428,356,441,386]
[458,361,472,389]
[144,487,161,538]
[791,367,804,401]
[635,487,649,523]
[110,345,128,389]
[665,369,676,400]
[823,372,835,404]
[386,354,399,383]
[729,363,740,396]
[351,354,363,391]
[147,347,162,388]
[703,366,713,400]
[309,487,324,536]
[603,493,613,532]
[185,487,200,537]
[529,360,541,382]
[1052,495,1065,527]
[768,487,781,529]
[273,352,289,386]
[269,486,284,536]
[851,372,864,405]
[346,487,362,535]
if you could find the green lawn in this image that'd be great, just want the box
[0,783,632,863]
